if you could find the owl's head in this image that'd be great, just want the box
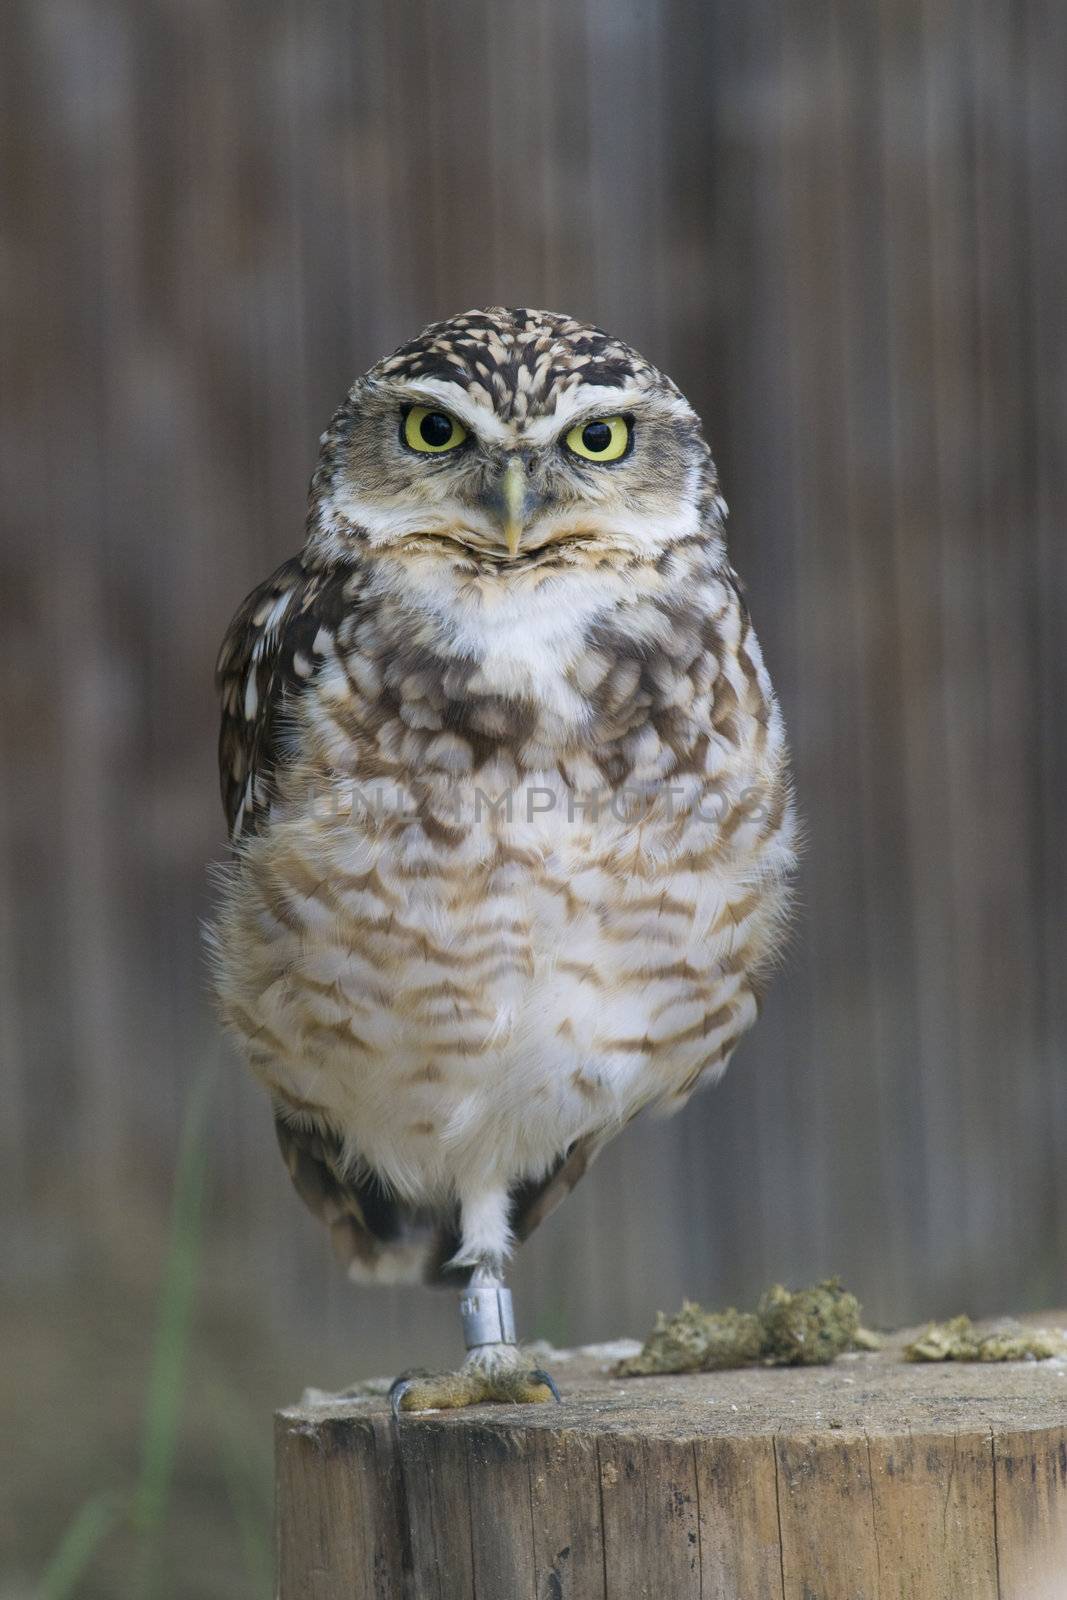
[306,308,726,577]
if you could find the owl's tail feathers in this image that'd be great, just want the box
[274,1112,467,1287]
[274,1111,605,1289]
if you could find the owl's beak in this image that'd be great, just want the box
[501,456,527,559]
[478,453,544,559]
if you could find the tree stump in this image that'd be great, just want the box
[276,1323,1067,1598]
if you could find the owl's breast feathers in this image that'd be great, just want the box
[212,544,795,1282]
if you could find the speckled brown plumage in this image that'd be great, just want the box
[210,307,796,1305]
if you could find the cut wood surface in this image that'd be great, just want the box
[276,1318,1067,1599]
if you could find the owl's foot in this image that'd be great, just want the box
[389,1256,560,1412]
[390,1359,560,1415]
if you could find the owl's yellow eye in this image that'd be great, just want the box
[403,406,468,454]
[564,414,631,463]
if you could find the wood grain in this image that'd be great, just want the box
[394,1419,476,1600]
[693,1433,785,1600]
[865,1430,999,1599]
[276,1330,1067,1598]
[775,1432,881,1600]
[528,1429,606,1600]
[597,1432,701,1599]
[465,1423,540,1600]
[993,1426,1067,1600]
[275,1413,404,1600]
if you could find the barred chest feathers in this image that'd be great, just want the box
[214,544,795,1213]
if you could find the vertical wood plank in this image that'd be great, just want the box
[694,1433,785,1600]
[528,1428,607,1600]
[775,1432,880,1599]
[867,1430,998,1599]
[1020,0,1067,1268]
[465,1422,538,1600]
[395,1419,476,1600]
[597,1432,701,1598]
[275,1413,404,1600]
[993,1426,1067,1600]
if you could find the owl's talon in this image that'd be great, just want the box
[473,1364,562,1406]
[390,1377,417,1420]
[527,1367,562,1402]
[388,1367,435,1418]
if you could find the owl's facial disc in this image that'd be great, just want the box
[306,309,725,571]
[377,384,683,564]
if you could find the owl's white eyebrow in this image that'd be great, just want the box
[518,383,683,445]
[391,380,514,445]
[388,377,693,451]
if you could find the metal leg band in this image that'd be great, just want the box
[460,1280,516,1350]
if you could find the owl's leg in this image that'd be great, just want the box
[390,1187,561,1414]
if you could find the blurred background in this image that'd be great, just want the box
[3,0,1065,1594]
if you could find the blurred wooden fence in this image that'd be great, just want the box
[2,0,1065,1370]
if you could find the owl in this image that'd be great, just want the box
[211,307,795,1410]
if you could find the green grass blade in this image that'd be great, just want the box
[38,1490,123,1600]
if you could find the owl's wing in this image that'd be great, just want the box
[216,554,350,841]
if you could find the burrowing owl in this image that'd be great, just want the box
[212,307,795,1409]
